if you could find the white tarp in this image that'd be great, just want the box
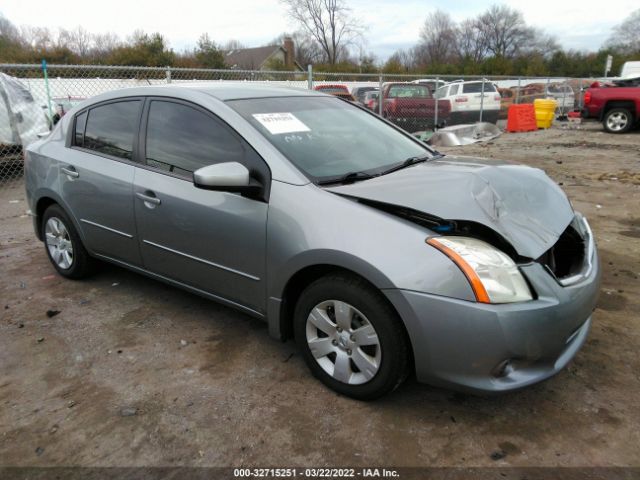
[0,73,50,147]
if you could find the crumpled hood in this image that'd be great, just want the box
[325,157,575,259]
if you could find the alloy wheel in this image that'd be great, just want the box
[305,300,382,385]
[606,112,629,132]
[45,217,74,269]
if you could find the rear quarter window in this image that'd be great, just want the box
[74,111,87,147]
[462,83,497,93]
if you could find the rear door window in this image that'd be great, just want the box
[82,101,141,160]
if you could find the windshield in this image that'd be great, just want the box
[227,96,432,182]
[388,84,431,98]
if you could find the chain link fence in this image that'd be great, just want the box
[0,63,594,189]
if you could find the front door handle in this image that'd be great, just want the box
[61,166,79,178]
[136,191,161,207]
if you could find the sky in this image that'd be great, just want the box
[1,0,635,60]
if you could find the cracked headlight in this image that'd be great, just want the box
[427,236,533,304]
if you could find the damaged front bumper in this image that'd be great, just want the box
[384,216,601,395]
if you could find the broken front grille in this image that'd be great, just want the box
[538,220,589,284]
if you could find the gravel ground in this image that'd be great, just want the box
[0,123,639,469]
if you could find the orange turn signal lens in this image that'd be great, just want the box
[427,237,491,303]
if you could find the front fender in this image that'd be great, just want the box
[264,181,476,339]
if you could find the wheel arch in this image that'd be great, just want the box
[271,258,414,372]
[33,191,85,245]
[602,100,636,118]
[34,196,58,240]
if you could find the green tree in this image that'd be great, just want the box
[194,34,225,68]
[382,57,404,74]
[108,31,174,66]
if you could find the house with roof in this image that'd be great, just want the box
[223,37,304,71]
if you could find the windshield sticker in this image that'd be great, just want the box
[252,112,311,135]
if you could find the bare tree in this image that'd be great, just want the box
[0,14,22,44]
[222,39,246,51]
[280,0,363,64]
[20,25,54,49]
[475,5,535,58]
[528,29,560,57]
[268,31,325,66]
[607,8,640,53]
[69,27,93,57]
[455,18,486,63]
[416,10,457,65]
[91,32,121,58]
[57,26,93,57]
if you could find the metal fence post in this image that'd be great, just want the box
[378,74,383,116]
[516,77,521,104]
[578,78,584,110]
[479,77,485,123]
[166,66,171,84]
[41,59,53,127]
[307,64,313,90]
[434,76,439,130]
[546,77,551,97]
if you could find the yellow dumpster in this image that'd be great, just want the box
[534,98,557,129]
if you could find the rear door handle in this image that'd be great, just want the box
[61,166,79,178]
[136,191,161,207]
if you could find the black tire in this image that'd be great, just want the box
[294,273,410,400]
[603,108,633,134]
[42,204,95,279]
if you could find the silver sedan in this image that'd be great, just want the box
[25,84,600,399]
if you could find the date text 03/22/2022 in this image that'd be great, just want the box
[233,468,400,478]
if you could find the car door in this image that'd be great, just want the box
[133,98,269,314]
[62,99,143,266]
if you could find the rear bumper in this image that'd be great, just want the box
[384,241,601,394]
[449,110,499,125]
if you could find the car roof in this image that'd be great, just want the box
[383,82,428,86]
[84,83,326,103]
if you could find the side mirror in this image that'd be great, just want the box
[193,162,261,195]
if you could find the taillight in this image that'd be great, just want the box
[584,91,591,104]
[455,96,468,103]
[494,94,501,101]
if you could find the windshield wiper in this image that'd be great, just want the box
[379,154,434,176]
[317,171,376,185]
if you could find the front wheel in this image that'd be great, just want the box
[294,274,410,400]
[603,108,633,134]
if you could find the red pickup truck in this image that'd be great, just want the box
[380,82,450,132]
[582,79,640,133]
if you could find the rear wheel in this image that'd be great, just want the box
[42,204,95,279]
[294,274,410,400]
[603,108,633,134]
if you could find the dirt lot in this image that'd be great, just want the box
[1,123,639,469]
